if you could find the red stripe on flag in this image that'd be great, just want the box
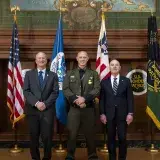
[16,66,23,87]
[100,64,106,73]
[7,83,13,94]
[8,69,13,78]
[14,105,20,118]
[15,87,24,107]
[102,72,111,81]
[96,57,100,69]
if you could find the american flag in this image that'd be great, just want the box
[96,13,110,81]
[7,21,25,127]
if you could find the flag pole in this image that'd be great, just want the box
[9,5,23,154]
[97,5,108,154]
[54,120,66,153]
[9,123,23,153]
[146,120,159,153]
[53,2,66,154]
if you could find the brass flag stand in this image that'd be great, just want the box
[9,124,23,153]
[146,120,159,153]
[53,121,66,153]
[9,5,23,154]
[98,124,108,153]
[146,144,159,153]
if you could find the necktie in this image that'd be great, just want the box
[39,71,44,88]
[113,78,118,95]
[79,69,85,96]
[79,69,85,80]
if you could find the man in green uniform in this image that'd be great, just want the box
[63,51,100,160]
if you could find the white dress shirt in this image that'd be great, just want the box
[111,74,133,115]
[111,74,120,88]
[35,68,46,107]
[37,68,46,80]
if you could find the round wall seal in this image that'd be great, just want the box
[126,69,147,96]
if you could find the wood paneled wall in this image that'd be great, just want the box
[0,29,159,141]
[0,30,149,60]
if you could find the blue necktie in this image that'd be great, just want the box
[113,78,118,95]
[38,71,44,89]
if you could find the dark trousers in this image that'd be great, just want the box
[27,113,54,160]
[107,118,127,160]
[66,107,97,159]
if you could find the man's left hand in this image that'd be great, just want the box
[39,103,46,111]
[79,103,86,108]
[126,114,133,125]
[76,96,85,105]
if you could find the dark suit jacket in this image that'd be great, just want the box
[63,68,100,107]
[100,76,134,120]
[23,69,59,115]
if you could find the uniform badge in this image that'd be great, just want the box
[70,75,75,82]
[88,79,92,84]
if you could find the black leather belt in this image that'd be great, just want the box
[73,102,94,108]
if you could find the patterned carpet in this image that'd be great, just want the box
[0,148,160,160]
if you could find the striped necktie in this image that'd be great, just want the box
[113,78,118,95]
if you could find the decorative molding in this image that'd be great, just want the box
[1,0,159,29]
[55,0,105,29]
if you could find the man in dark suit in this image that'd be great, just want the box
[63,51,100,160]
[100,59,134,160]
[23,52,59,160]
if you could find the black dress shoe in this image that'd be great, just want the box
[88,156,99,160]
[88,153,99,160]
[65,155,75,160]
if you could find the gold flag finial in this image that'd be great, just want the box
[151,9,153,17]
[59,0,62,16]
[101,5,105,20]
[11,5,20,22]
[101,5,104,13]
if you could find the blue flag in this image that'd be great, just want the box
[50,15,67,125]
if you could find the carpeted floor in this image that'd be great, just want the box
[0,148,160,160]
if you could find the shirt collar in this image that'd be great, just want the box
[78,67,86,72]
[111,74,120,80]
[37,68,46,74]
